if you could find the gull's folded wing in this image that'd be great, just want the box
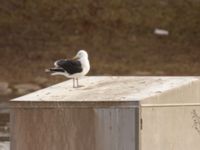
[56,59,83,74]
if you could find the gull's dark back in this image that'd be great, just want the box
[56,59,83,74]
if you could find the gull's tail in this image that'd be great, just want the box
[45,68,69,77]
[45,68,65,73]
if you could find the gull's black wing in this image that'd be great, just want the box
[55,59,82,74]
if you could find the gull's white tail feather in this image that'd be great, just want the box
[51,72,69,77]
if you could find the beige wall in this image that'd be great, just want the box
[141,105,200,150]
[141,79,200,105]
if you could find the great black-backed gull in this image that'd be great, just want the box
[46,50,90,88]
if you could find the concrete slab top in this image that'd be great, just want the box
[11,76,200,102]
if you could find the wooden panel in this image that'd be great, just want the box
[141,106,200,150]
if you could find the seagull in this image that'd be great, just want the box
[46,50,90,88]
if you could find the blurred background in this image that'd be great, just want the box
[0,0,200,149]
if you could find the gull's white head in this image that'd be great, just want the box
[74,50,88,59]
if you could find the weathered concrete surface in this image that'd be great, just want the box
[10,76,200,150]
[0,142,10,150]
[12,76,200,102]
[141,106,200,150]
[10,106,139,150]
